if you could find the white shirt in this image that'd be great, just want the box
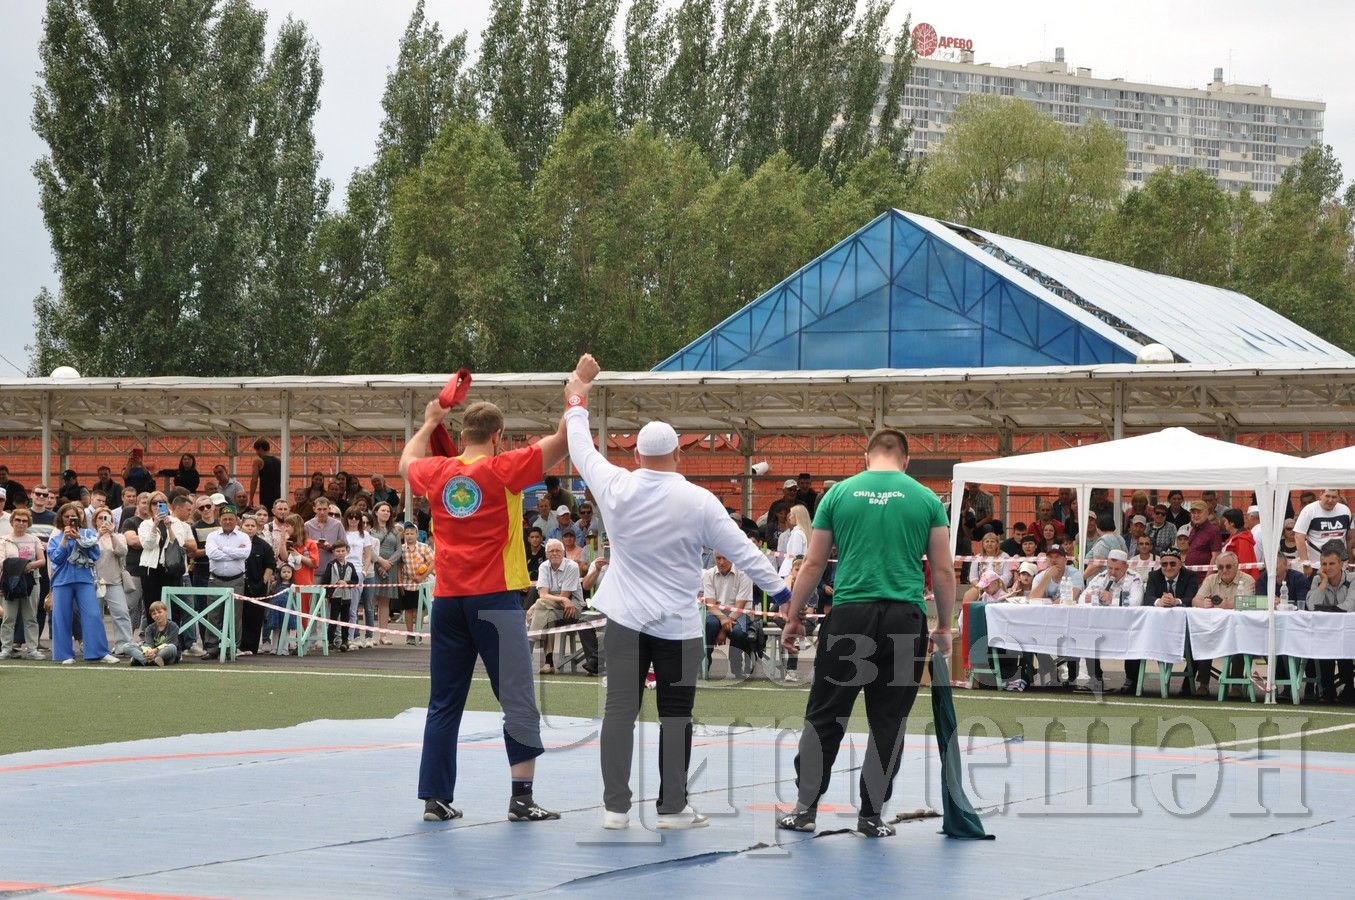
[137,517,195,570]
[565,407,786,639]
[205,526,251,578]
[778,527,808,578]
[701,565,754,609]
[536,558,582,603]
[1293,501,1352,567]
[1249,523,1264,562]
[1079,569,1145,606]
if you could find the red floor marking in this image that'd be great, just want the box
[0,742,421,774]
[0,884,236,900]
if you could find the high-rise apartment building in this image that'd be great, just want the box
[897,41,1325,199]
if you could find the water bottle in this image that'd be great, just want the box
[1059,577,1075,606]
[1279,582,1289,606]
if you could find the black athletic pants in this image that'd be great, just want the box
[793,600,927,818]
[600,620,703,815]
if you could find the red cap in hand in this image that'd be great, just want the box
[439,368,473,409]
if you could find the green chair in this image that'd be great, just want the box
[965,603,1005,689]
[1216,654,1257,702]
[1275,656,1317,705]
[1135,660,1177,698]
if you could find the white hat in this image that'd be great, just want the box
[1130,515,1147,525]
[209,492,228,505]
[782,479,798,490]
[636,421,679,456]
[0,487,7,499]
[1018,561,1039,575]
[1177,524,1193,538]
[1106,549,1129,562]
[554,505,572,517]
[1247,505,1260,516]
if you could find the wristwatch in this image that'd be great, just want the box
[566,393,585,410]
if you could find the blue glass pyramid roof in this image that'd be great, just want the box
[653,209,1353,371]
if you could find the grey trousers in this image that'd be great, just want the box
[0,583,40,651]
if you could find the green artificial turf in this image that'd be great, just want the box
[6,661,1355,757]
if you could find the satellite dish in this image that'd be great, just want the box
[1135,343,1174,364]
[50,366,81,379]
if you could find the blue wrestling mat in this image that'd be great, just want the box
[1,710,1348,898]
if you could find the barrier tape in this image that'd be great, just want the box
[951,554,1268,573]
[232,591,606,641]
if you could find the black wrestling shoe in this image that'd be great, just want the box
[423,799,463,822]
[776,806,817,833]
[854,815,896,838]
[508,796,561,822]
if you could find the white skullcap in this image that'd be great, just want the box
[636,421,679,456]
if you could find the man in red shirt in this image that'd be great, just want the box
[400,398,569,824]
[1183,500,1222,569]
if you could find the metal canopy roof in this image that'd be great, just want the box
[963,222,1355,365]
[2,362,1354,438]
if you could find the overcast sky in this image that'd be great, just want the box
[2,0,1351,377]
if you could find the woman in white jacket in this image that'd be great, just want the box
[778,505,812,578]
[137,492,196,611]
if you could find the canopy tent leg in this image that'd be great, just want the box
[1263,478,1288,705]
[279,392,291,513]
[741,430,754,521]
[1111,381,1125,533]
[403,390,415,519]
[596,388,608,461]
[997,430,1012,531]
[40,393,52,486]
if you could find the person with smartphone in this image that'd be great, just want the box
[136,491,197,616]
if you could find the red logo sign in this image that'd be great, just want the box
[911,22,972,57]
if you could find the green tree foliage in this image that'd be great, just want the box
[914,95,1125,251]
[313,0,473,373]
[373,121,532,373]
[1090,167,1233,284]
[617,0,669,129]
[532,103,714,370]
[1233,146,1355,351]
[31,0,298,376]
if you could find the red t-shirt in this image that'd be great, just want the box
[408,446,542,595]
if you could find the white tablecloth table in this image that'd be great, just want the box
[1185,608,1355,660]
[984,603,1188,664]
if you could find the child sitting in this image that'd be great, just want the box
[134,601,181,667]
[322,542,360,651]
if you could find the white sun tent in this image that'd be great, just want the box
[949,427,1296,567]
[1275,445,1355,491]
[949,427,1299,703]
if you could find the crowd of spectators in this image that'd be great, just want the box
[0,443,436,663]
[954,483,1355,700]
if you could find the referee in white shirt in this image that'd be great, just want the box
[204,505,252,657]
[562,355,790,831]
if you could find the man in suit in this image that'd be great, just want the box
[1131,547,1200,696]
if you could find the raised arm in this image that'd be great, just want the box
[562,354,627,495]
[399,399,446,480]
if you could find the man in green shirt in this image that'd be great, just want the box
[777,429,956,838]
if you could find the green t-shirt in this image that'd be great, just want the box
[812,469,948,609]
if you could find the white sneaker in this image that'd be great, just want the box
[602,810,629,830]
[100,654,120,665]
[0,649,12,659]
[656,806,710,830]
[783,670,800,683]
[60,658,74,665]
[23,649,45,661]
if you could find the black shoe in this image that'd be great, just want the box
[339,643,350,652]
[855,814,896,838]
[507,796,561,822]
[777,806,817,833]
[423,799,462,822]
[1116,682,1134,695]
